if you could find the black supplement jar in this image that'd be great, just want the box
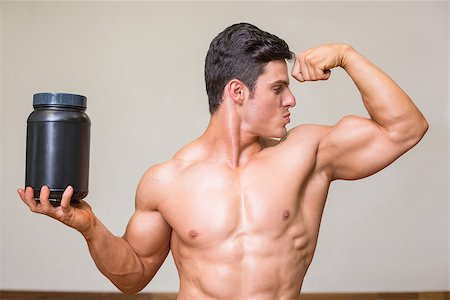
[25,92,90,205]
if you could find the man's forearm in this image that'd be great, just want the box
[341,45,428,144]
[82,219,147,294]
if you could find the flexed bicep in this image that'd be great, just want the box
[317,115,411,181]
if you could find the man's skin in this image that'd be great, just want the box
[18,44,428,299]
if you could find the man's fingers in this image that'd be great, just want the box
[313,65,331,81]
[18,187,40,213]
[298,54,311,81]
[292,53,313,82]
[60,186,74,213]
[39,185,53,212]
[304,56,317,81]
[294,48,336,82]
[17,188,25,201]
[25,186,35,200]
[291,56,304,82]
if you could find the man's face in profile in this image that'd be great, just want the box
[242,60,296,139]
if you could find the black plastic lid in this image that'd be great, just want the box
[33,92,87,108]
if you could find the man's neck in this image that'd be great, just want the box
[199,107,263,169]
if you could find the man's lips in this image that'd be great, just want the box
[284,113,291,123]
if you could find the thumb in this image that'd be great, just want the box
[320,69,331,81]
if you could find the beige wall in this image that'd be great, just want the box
[1,1,448,293]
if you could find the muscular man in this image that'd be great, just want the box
[18,23,428,299]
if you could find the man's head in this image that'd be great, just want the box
[205,23,294,115]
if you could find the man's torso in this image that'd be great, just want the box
[152,126,331,299]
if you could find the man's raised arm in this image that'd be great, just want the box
[291,44,428,180]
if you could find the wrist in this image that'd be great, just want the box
[79,215,99,241]
[339,44,357,69]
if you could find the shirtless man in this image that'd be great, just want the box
[18,23,428,299]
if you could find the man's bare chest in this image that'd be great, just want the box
[158,161,315,246]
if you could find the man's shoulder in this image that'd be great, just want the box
[135,159,193,210]
[141,158,193,184]
[259,125,329,151]
[257,124,333,169]
[142,138,209,184]
[282,124,332,146]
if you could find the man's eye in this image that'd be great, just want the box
[273,87,282,94]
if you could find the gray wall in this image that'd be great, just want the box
[1,1,448,293]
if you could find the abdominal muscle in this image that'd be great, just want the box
[171,218,313,300]
[157,143,327,299]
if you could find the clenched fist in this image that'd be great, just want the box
[291,44,352,82]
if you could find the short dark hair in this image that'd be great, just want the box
[205,23,294,114]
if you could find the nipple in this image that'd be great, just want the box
[283,210,290,221]
[189,230,198,239]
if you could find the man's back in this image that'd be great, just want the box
[147,125,330,299]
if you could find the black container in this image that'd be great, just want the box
[25,92,90,204]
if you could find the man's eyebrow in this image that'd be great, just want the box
[271,79,290,86]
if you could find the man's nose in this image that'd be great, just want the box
[284,90,296,108]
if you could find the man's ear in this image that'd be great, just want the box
[225,79,245,105]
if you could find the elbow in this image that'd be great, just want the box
[421,117,429,136]
[402,117,429,148]
[413,116,429,143]
[112,276,149,295]
[386,115,429,148]
[117,282,146,295]
[119,287,142,296]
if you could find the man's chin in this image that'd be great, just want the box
[264,129,288,140]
